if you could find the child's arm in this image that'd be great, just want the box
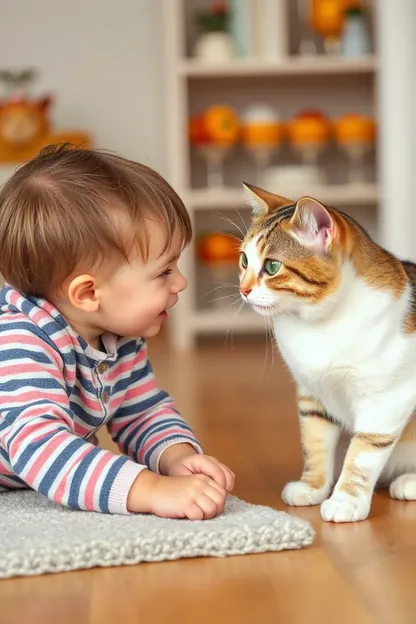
[107,339,203,472]
[107,339,235,495]
[0,330,229,519]
[0,329,145,514]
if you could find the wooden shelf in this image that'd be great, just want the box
[192,309,266,333]
[178,55,378,79]
[185,184,379,211]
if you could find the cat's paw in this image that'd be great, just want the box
[389,474,416,500]
[320,492,370,523]
[282,481,330,506]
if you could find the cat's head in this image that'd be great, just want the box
[239,183,343,318]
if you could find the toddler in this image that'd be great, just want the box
[0,145,234,519]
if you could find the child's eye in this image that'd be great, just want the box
[158,269,173,278]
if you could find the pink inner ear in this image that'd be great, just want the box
[296,202,334,251]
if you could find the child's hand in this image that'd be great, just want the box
[167,453,235,493]
[127,470,226,520]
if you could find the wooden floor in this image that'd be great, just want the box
[2,335,416,624]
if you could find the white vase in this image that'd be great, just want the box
[194,32,234,63]
[341,15,371,57]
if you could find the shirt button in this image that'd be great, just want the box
[97,362,108,374]
[102,390,110,403]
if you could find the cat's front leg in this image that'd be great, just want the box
[282,392,341,506]
[321,393,414,523]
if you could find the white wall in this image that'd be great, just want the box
[0,0,167,175]
[377,0,416,262]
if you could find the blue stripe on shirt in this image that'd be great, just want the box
[99,455,129,513]
[67,445,102,509]
[38,437,86,496]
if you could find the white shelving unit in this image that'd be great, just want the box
[184,183,379,210]
[179,55,378,77]
[163,0,378,349]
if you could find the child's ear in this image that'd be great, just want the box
[290,196,335,251]
[67,275,99,313]
[243,182,293,218]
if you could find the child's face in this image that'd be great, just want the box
[95,219,187,338]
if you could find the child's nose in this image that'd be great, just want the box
[172,273,187,294]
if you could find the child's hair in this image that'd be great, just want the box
[0,144,192,297]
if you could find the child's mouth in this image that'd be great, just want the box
[158,310,168,320]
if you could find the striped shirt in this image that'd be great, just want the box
[0,286,201,514]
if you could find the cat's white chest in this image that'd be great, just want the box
[271,281,412,425]
[273,319,360,422]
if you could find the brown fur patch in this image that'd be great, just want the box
[298,395,336,424]
[284,264,329,287]
[269,267,322,299]
[354,432,397,449]
[403,316,415,334]
[298,395,324,411]
[257,235,267,256]
[274,286,313,298]
[339,464,370,498]
[401,261,416,333]
[337,432,397,498]
[299,415,335,490]
[297,393,338,490]
[330,211,408,299]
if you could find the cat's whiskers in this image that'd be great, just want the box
[199,283,239,304]
[217,231,243,245]
[232,205,248,236]
[260,315,277,380]
[204,293,241,306]
[215,213,246,241]
[225,300,245,350]
[267,316,276,368]
[261,314,270,379]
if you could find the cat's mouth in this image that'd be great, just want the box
[251,303,277,317]
[241,293,278,316]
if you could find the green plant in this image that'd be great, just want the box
[344,6,366,17]
[197,1,230,33]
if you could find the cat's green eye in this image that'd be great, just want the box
[264,259,281,276]
[240,252,248,270]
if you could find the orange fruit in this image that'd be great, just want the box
[198,232,240,264]
[188,115,211,145]
[242,122,284,146]
[288,112,331,145]
[202,105,240,146]
[333,114,376,143]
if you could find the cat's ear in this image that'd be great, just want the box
[291,197,335,251]
[243,182,293,218]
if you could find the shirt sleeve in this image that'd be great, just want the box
[0,328,145,514]
[107,339,203,473]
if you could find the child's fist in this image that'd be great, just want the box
[167,453,235,493]
[128,470,227,520]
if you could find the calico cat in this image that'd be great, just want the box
[239,183,416,523]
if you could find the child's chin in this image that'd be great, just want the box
[141,323,163,338]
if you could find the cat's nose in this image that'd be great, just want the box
[241,287,252,297]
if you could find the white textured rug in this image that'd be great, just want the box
[0,491,314,579]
